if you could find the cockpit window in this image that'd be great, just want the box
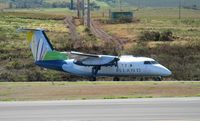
[144,61,159,65]
[144,61,151,64]
[151,61,159,64]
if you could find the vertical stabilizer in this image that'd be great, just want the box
[21,28,68,61]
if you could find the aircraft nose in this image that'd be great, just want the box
[162,68,172,76]
[151,64,172,76]
[159,65,172,76]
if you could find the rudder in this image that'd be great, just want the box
[22,28,53,61]
[20,28,68,61]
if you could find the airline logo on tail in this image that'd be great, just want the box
[20,28,68,61]
[27,30,53,61]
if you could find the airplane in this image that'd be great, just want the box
[20,28,172,81]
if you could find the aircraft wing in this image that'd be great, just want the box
[70,51,119,66]
[71,51,100,58]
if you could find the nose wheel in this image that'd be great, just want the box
[154,76,162,81]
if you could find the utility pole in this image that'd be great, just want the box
[179,0,181,19]
[87,0,90,28]
[138,0,141,8]
[82,0,85,19]
[119,0,122,11]
[77,0,81,18]
[70,0,74,10]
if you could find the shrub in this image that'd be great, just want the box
[139,31,160,41]
[26,71,46,81]
[84,27,90,33]
[6,61,23,70]
[0,72,15,82]
[139,30,174,41]
[160,30,174,41]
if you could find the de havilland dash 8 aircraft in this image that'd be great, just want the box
[20,28,171,81]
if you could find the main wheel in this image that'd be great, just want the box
[113,77,120,81]
[89,77,96,81]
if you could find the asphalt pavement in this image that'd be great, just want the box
[0,98,200,121]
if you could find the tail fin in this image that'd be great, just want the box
[20,28,68,61]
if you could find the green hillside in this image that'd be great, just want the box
[0,0,109,9]
[3,0,199,9]
[125,0,200,8]
[99,0,200,8]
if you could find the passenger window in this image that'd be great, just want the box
[130,64,132,67]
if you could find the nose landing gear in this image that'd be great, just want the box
[154,76,162,81]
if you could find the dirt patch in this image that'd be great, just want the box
[90,20,128,51]
[64,16,81,49]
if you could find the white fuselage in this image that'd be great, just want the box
[62,56,171,77]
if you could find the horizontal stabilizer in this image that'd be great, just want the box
[17,28,45,32]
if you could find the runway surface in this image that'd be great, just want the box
[0,98,200,121]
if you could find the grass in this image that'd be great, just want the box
[1,7,200,81]
[99,8,200,80]
[5,8,74,16]
[0,81,200,101]
[136,8,200,19]
[103,14,200,44]
[0,9,109,82]
[0,10,72,82]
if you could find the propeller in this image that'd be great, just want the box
[114,57,120,68]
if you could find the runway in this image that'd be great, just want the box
[0,98,200,121]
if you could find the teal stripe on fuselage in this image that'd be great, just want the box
[35,60,67,72]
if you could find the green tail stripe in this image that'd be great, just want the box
[43,51,68,60]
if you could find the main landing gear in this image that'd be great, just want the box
[89,77,96,81]
[90,66,101,81]
[113,77,120,81]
